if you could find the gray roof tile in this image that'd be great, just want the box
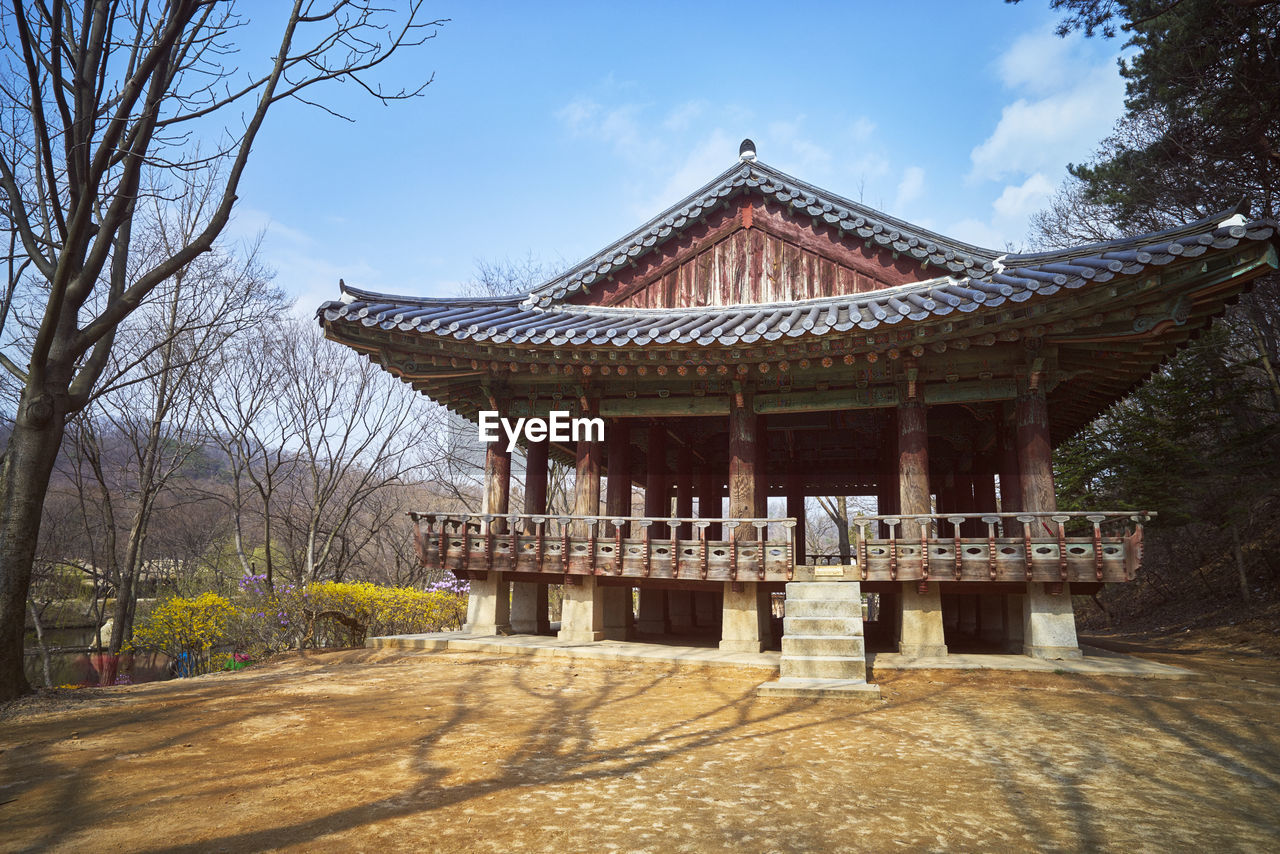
[318,162,1277,350]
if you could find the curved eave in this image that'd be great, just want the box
[318,219,1277,350]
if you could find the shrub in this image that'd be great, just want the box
[130,592,238,677]
[232,575,467,652]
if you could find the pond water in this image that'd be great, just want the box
[24,627,173,687]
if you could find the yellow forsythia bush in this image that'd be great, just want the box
[305,581,467,647]
[130,592,238,676]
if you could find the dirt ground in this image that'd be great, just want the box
[3,635,1280,854]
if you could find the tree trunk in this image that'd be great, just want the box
[1230,521,1251,604]
[0,405,69,701]
[835,495,852,563]
[27,600,52,689]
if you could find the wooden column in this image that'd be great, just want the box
[676,442,694,538]
[644,422,668,517]
[697,465,721,540]
[1015,386,1081,659]
[786,471,806,566]
[510,438,550,634]
[483,442,511,533]
[605,419,632,526]
[1016,389,1055,516]
[467,441,511,634]
[997,403,1022,514]
[753,415,769,517]
[897,400,931,537]
[560,398,620,642]
[877,429,900,537]
[728,387,757,533]
[969,464,995,536]
[897,398,946,657]
[973,466,998,513]
[637,421,668,634]
[524,439,549,516]
[722,386,769,653]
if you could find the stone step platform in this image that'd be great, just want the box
[757,677,881,700]
[766,579,876,697]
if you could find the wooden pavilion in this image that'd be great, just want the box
[319,142,1278,679]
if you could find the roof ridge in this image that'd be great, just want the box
[522,158,1003,308]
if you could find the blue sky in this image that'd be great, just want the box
[225,2,1130,312]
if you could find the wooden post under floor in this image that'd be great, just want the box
[467,442,511,634]
[897,398,947,657]
[510,438,550,634]
[1016,386,1081,659]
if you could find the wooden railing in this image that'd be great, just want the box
[848,512,1151,584]
[407,510,1152,586]
[408,513,797,582]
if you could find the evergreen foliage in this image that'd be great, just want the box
[1031,0,1280,619]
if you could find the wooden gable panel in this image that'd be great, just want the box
[570,197,929,309]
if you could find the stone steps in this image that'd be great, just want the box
[776,580,870,686]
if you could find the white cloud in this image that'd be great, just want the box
[225,206,388,314]
[993,172,1056,221]
[998,30,1077,95]
[663,100,706,132]
[944,217,1009,252]
[635,128,735,218]
[893,166,926,212]
[555,97,660,162]
[969,64,1124,182]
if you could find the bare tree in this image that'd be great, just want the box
[203,323,296,590]
[276,322,441,584]
[0,2,443,699]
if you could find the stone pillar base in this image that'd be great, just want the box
[1023,582,1080,658]
[898,643,948,657]
[557,576,604,644]
[636,587,665,634]
[720,581,769,652]
[719,638,765,653]
[601,586,629,641]
[509,582,548,634]
[558,629,605,643]
[1023,644,1084,660]
[464,572,510,636]
[898,582,946,658]
[466,623,511,636]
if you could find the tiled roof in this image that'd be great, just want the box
[319,207,1276,349]
[521,160,1002,307]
